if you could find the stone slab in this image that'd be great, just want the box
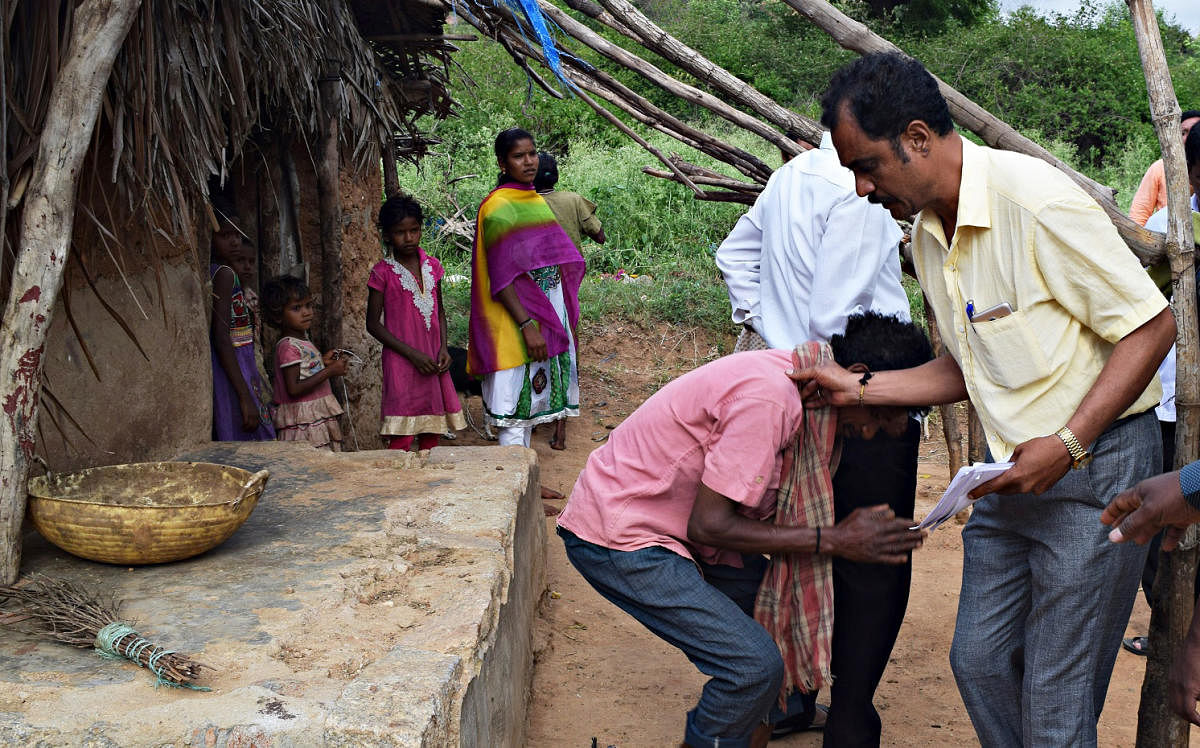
[0,443,544,747]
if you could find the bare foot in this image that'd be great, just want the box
[541,485,564,516]
[549,425,567,450]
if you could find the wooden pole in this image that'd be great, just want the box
[591,0,822,147]
[256,148,284,278]
[463,10,706,197]
[0,0,142,584]
[1126,0,1199,744]
[781,0,1166,265]
[530,0,805,160]
[317,69,344,353]
[381,135,401,198]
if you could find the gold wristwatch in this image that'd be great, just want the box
[1055,426,1092,469]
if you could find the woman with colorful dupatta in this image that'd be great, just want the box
[467,128,586,448]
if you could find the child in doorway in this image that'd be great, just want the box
[209,210,275,441]
[261,275,347,451]
[366,193,466,451]
[230,243,273,403]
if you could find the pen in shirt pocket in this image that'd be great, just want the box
[966,299,974,320]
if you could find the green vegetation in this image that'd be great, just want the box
[403,0,1198,347]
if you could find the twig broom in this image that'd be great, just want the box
[0,574,213,689]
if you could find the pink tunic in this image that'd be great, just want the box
[557,349,806,567]
[367,251,465,437]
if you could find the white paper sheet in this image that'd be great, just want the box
[913,462,1014,532]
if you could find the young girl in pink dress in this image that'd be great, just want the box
[366,194,466,451]
[261,275,348,451]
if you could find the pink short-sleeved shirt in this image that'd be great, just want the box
[557,349,805,566]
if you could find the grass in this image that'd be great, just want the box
[437,242,739,350]
[404,34,1156,351]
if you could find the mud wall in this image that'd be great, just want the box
[37,213,210,471]
[336,169,388,451]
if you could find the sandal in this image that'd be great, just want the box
[1122,636,1149,656]
[770,704,828,739]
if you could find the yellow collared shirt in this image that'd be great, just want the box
[912,138,1166,461]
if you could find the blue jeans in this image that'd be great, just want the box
[559,527,814,748]
[949,411,1157,747]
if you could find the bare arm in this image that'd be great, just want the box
[495,283,548,361]
[687,483,924,564]
[974,306,1176,497]
[791,352,968,409]
[366,287,440,375]
[281,356,347,399]
[1064,306,1175,449]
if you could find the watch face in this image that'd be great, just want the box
[1074,453,1093,469]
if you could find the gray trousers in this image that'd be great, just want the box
[949,411,1157,747]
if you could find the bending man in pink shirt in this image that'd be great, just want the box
[557,312,930,748]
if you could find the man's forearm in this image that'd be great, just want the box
[687,484,922,565]
[1065,307,1175,447]
[863,353,968,408]
[688,484,820,554]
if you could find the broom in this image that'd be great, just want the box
[0,574,213,689]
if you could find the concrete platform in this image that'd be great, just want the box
[0,442,545,747]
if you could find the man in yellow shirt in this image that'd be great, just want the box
[799,52,1176,746]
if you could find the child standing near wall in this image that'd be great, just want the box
[261,275,347,451]
[210,211,275,441]
[231,243,273,404]
[366,194,466,451]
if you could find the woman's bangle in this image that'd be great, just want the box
[815,526,821,555]
[518,318,536,330]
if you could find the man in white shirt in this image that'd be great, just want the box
[716,131,909,351]
[715,132,915,745]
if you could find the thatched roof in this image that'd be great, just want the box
[2,0,453,245]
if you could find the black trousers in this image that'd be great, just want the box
[824,418,920,747]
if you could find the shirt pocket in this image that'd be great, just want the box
[966,309,1051,390]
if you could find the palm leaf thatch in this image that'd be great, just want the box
[1,0,454,291]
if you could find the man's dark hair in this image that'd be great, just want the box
[831,311,933,374]
[534,152,559,191]
[831,311,933,416]
[1181,109,1200,123]
[1187,125,1200,170]
[820,53,953,161]
[260,275,310,328]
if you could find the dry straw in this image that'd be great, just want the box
[0,574,213,689]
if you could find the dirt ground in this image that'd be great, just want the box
[454,321,1165,747]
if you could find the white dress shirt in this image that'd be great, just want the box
[715,132,908,347]
[1143,192,1198,423]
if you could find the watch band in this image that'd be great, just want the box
[1055,426,1089,468]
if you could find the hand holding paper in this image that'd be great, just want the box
[914,462,1014,532]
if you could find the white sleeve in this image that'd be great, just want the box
[1143,207,1168,233]
[715,206,764,328]
[807,190,904,341]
